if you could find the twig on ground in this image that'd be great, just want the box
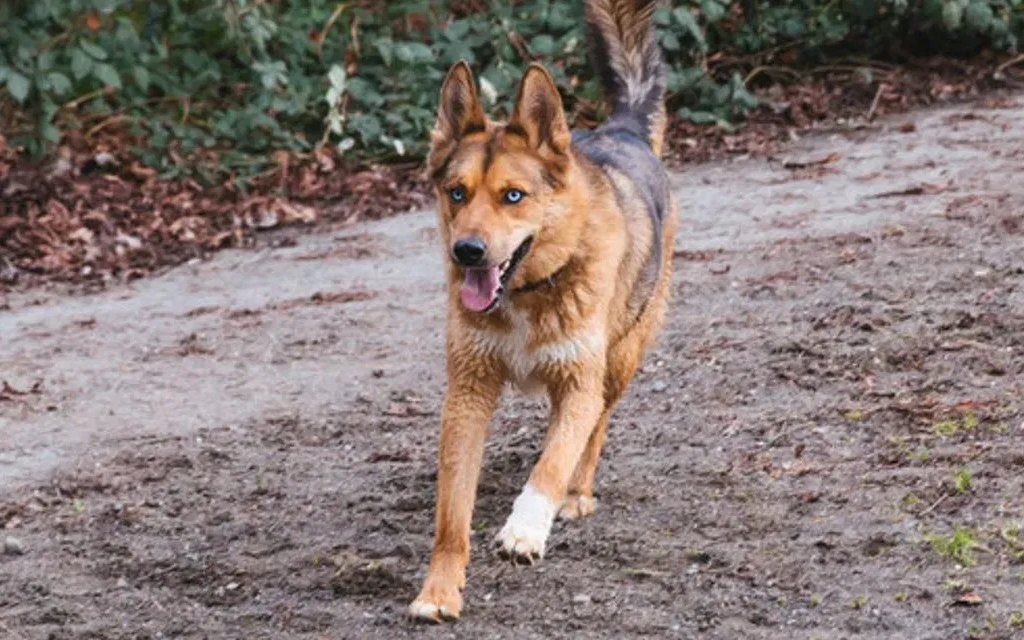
[317,3,350,60]
[507,32,534,63]
[743,65,803,85]
[85,115,126,140]
[993,53,1024,80]
[919,493,948,517]
[866,83,886,121]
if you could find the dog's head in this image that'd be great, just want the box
[428,62,579,314]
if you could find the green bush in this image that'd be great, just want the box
[1,1,1022,183]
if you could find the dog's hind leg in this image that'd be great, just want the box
[558,325,646,520]
[560,253,672,521]
[558,409,613,520]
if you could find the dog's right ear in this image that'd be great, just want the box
[432,62,486,144]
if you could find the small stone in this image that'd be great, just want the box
[94,151,117,167]
[651,380,668,393]
[572,593,592,605]
[3,536,25,555]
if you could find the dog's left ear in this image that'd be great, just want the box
[429,62,487,175]
[433,61,486,143]
[509,63,570,154]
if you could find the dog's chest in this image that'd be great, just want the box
[471,309,600,389]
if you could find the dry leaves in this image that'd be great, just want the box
[0,148,428,289]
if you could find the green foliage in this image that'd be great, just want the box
[953,466,972,493]
[933,410,978,436]
[2,1,1023,182]
[925,527,977,566]
[1010,610,1024,629]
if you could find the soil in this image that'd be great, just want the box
[2,96,1024,639]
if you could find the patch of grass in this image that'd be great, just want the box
[912,447,931,463]
[932,411,978,438]
[843,409,864,422]
[810,594,822,608]
[886,435,907,449]
[932,420,959,437]
[963,412,979,430]
[901,492,920,509]
[1009,611,1024,629]
[926,528,977,567]
[894,591,907,602]
[1000,521,1024,560]
[967,619,997,639]
[953,467,972,494]
[849,595,867,610]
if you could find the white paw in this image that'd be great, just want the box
[495,484,557,564]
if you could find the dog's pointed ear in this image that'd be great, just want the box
[509,63,570,154]
[433,61,486,143]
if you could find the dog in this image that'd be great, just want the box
[409,0,675,622]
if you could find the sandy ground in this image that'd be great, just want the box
[2,97,1023,639]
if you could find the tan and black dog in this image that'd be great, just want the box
[409,0,675,621]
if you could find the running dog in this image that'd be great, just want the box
[409,0,675,621]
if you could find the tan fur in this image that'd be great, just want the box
[410,11,673,624]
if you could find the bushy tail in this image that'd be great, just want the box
[584,0,667,156]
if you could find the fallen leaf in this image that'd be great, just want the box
[782,152,841,169]
[870,182,950,198]
[951,591,983,606]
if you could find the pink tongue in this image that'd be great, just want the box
[460,267,501,312]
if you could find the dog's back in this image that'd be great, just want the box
[573,0,671,325]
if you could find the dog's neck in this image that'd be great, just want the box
[513,263,569,294]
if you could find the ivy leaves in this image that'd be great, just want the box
[1,0,1022,181]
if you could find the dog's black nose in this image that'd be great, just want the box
[452,237,487,266]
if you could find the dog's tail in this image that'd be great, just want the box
[584,0,667,155]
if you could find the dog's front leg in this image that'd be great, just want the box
[496,365,605,562]
[409,356,502,622]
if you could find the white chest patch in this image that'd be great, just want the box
[469,309,603,387]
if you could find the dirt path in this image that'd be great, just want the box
[2,97,1023,639]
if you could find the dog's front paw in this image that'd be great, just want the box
[558,493,597,521]
[495,518,548,563]
[495,484,557,564]
[408,582,462,623]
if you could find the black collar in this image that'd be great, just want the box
[513,264,568,294]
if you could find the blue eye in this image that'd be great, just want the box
[504,188,524,204]
[448,186,466,203]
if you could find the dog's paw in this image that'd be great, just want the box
[408,584,462,623]
[558,493,597,521]
[495,484,557,564]
[495,517,548,563]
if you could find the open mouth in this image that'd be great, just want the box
[459,236,533,313]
